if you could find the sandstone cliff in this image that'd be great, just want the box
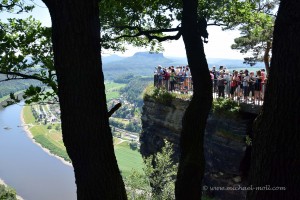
[140,97,257,200]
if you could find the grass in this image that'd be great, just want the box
[105,82,126,100]
[23,106,70,161]
[22,105,144,177]
[114,141,144,177]
[143,84,192,105]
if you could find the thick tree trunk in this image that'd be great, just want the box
[175,0,212,199]
[247,1,300,199]
[42,0,127,199]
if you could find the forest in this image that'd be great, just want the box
[0,0,299,200]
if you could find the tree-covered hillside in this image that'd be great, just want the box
[0,75,41,99]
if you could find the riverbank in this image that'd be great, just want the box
[0,178,24,200]
[21,104,145,177]
[20,107,72,167]
[0,92,24,109]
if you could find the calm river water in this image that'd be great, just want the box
[0,103,76,200]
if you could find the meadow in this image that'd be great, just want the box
[22,105,144,177]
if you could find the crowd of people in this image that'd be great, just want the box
[210,65,267,102]
[154,65,192,93]
[154,64,267,103]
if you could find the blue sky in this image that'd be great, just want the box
[1,0,246,59]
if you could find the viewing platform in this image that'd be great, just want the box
[153,75,264,115]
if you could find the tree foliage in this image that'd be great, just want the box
[125,140,178,200]
[0,0,33,13]
[0,184,17,200]
[0,17,57,104]
[231,0,279,73]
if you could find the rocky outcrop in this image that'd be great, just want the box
[140,98,188,160]
[140,98,257,200]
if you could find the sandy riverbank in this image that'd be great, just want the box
[20,107,73,167]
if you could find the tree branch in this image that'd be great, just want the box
[115,25,181,34]
[207,22,227,26]
[108,102,122,117]
[0,77,29,82]
[113,26,182,42]
[0,71,46,82]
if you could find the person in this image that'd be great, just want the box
[211,66,218,92]
[238,70,244,98]
[248,72,256,101]
[210,70,214,81]
[169,68,176,92]
[217,71,226,98]
[243,70,250,100]
[224,70,230,97]
[254,70,262,102]
[162,68,170,90]
[156,65,163,88]
[230,70,240,99]
[219,66,224,73]
[184,66,191,92]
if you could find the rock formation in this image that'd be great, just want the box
[140,97,258,200]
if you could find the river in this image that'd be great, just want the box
[0,103,76,200]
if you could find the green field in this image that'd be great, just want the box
[22,105,144,177]
[105,82,126,100]
[114,141,144,177]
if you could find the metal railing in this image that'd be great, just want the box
[154,75,265,105]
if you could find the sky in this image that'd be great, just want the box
[1,0,246,59]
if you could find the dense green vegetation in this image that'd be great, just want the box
[0,184,17,200]
[119,76,152,107]
[212,98,240,118]
[125,141,180,200]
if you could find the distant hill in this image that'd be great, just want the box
[103,52,174,79]
[102,55,125,64]
[102,52,265,80]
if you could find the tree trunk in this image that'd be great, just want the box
[263,41,271,75]
[42,0,127,199]
[247,1,300,199]
[175,0,212,199]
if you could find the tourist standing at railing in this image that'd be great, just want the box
[169,68,176,92]
[162,67,170,90]
[210,70,214,81]
[243,70,250,100]
[249,72,256,101]
[254,70,262,101]
[217,71,226,98]
[184,66,191,92]
[224,70,230,96]
[238,70,244,98]
[156,65,163,88]
[211,66,218,92]
[230,70,240,99]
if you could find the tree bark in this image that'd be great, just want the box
[247,0,300,199]
[42,0,127,199]
[175,0,212,199]
[263,41,271,75]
